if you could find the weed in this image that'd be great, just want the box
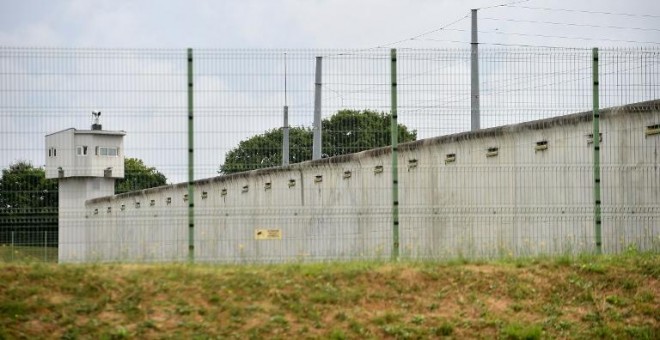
[269,314,289,328]
[624,325,654,339]
[175,304,193,316]
[140,319,157,330]
[208,294,220,304]
[0,301,28,318]
[579,262,607,274]
[635,290,654,303]
[372,312,402,326]
[328,328,347,340]
[554,254,573,267]
[510,303,523,312]
[605,294,628,307]
[433,321,454,336]
[501,322,542,340]
[109,326,129,339]
[381,323,417,339]
[309,283,340,304]
[60,327,79,340]
[334,311,348,321]
[582,311,603,324]
[410,315,425,325]
[348,320,368,336]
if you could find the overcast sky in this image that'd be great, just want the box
[1,0,658,49]
[1,0,659,183]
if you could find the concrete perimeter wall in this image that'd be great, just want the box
[78,100,660,263]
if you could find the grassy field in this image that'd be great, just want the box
[0,244,57,263]
[0,252,657,339]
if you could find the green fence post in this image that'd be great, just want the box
[391,49,400,261]
[592,47,602,254]
[187,48,195,263]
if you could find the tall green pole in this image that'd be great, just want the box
[187,48,195,262]
[391,49,400,261]
[592,47,602,254]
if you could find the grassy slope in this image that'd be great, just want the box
[0,245,57,263]
[0,253,658,339]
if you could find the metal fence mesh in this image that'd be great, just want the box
[0,47,658,263]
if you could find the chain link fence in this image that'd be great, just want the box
[1,47,658,263]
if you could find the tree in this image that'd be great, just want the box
[0,162,58,244]
[0,158,166,244]
[322,109,416,157]
[115,158,168,194]
[219,110,416,174]
[0,158,167,209]
[0,161,57,211]
[219,127,313,174]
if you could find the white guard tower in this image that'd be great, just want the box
[45,112,125,262]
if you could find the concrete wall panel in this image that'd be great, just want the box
[78,101,660,263]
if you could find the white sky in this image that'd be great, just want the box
[1,0,658,49]
[1,0,659,183]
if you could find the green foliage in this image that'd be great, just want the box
[0,161,57,211]
[115,158,168,194]
[0,158,167,208]
[501,323,543,340]
[0,159,165,245]
[220,127,312,174]
[219,110,417,174]
[433,321,455,336]
[321,109,416,157]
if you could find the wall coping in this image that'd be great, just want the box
[87,99,660,205]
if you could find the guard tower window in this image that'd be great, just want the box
[97,146,119,157]
[76,146,88,156]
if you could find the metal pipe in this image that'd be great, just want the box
[283,53,290,166]
[283,105,290,166]
[313,56,323,160]
[592,47,602,254]
[187,48,195,262]
[391,49,400,261]
[471,9,481,131]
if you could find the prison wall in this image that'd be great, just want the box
[79,101,660,263]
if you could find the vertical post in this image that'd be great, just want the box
[391,49,400,261]
[283,106,290,166]
[282,53,290,166]
[11,231,14,261]
[44,231,47,261]
[592,47,602,254]
[187,48,195,262]
[313,56,323,160]
[470,8,480,131]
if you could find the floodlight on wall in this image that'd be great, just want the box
[646,124,660,136]
[535,140,548,152]
[486,147,499,157]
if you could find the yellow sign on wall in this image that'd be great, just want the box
[255,229,282,240]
